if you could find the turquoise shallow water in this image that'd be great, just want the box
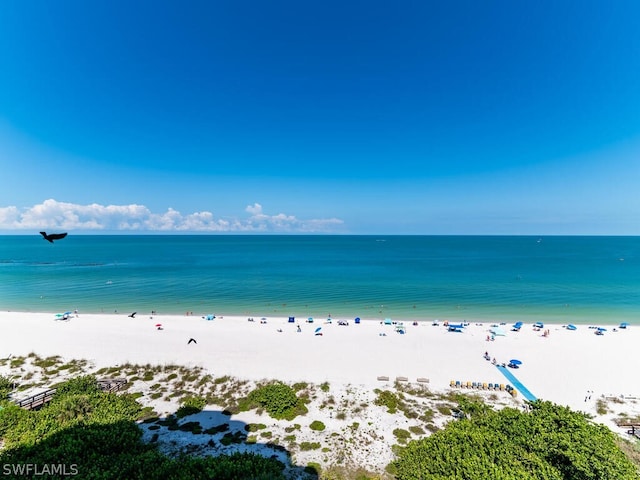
[1,235,638,325]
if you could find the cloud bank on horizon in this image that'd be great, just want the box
[0,199,344,233]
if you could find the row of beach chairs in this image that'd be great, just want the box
[376,376,430,383]
[450,380,518,396]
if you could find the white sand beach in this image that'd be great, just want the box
[1,311,638,473]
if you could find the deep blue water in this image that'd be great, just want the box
[1,235,638,324]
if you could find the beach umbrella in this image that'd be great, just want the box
[620,322,629,329]
[509,359,522,365]
[597,327,607,331]
[155,323,162,327]
[534,322,544,328]
[315,327,322,333]
[567,324,577,330]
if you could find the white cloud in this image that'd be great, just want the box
[0,199,344,233]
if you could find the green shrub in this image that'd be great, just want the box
[393,428,411,444]
[292,382,308,391]
[247,382,304,420]
[179,421,203,433]
[309,420,326,431]
[374,390,399,413]
[176,396,206,418]
[204,423,229,435]
[299,441,321,451]
[54,375,99,396]
[392,400,639,479]
[244,423,267,432]
[0,375,14,400]
[305,462,322,475]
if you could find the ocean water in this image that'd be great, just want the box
[1,235,638,325]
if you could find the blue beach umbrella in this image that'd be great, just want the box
[567,324,577,330]
[509,359,522,365]
[315,327,322,333]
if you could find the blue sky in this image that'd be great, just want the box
[1,0,639,234]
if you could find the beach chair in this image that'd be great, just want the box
[455,380,461,388]
[499,384,505,391]
[487,383,493,390]
[482,382,488,390]
[466,381,472,388]
[450,380,456,388]
[471,381,477,389]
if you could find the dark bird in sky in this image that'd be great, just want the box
[128,312,137,318]
[40,232,67,243]
[188,338,197,344]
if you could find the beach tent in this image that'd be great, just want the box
[490,326,506,336]
[567,324,577,331]
[533,322,544,329]
[448,323,464,332]
[512,321,523,331]
[288,317,295,323]
[307,317,314,323]
[205,314,215,321]
[355,317,361,324]
[620,322,629,329]
[384,318,392,325]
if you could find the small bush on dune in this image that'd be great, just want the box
[246,382,306,420]
[309,420,326,431]
[176,396,206,418]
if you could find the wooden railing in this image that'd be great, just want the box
[97,377,128,393]
[616,422,640,438]
[14,378,128,410]
[16,388,57,410]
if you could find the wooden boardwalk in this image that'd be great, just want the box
[16,388,57,410]
[14,378,128,411]
[616,422,640,439]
